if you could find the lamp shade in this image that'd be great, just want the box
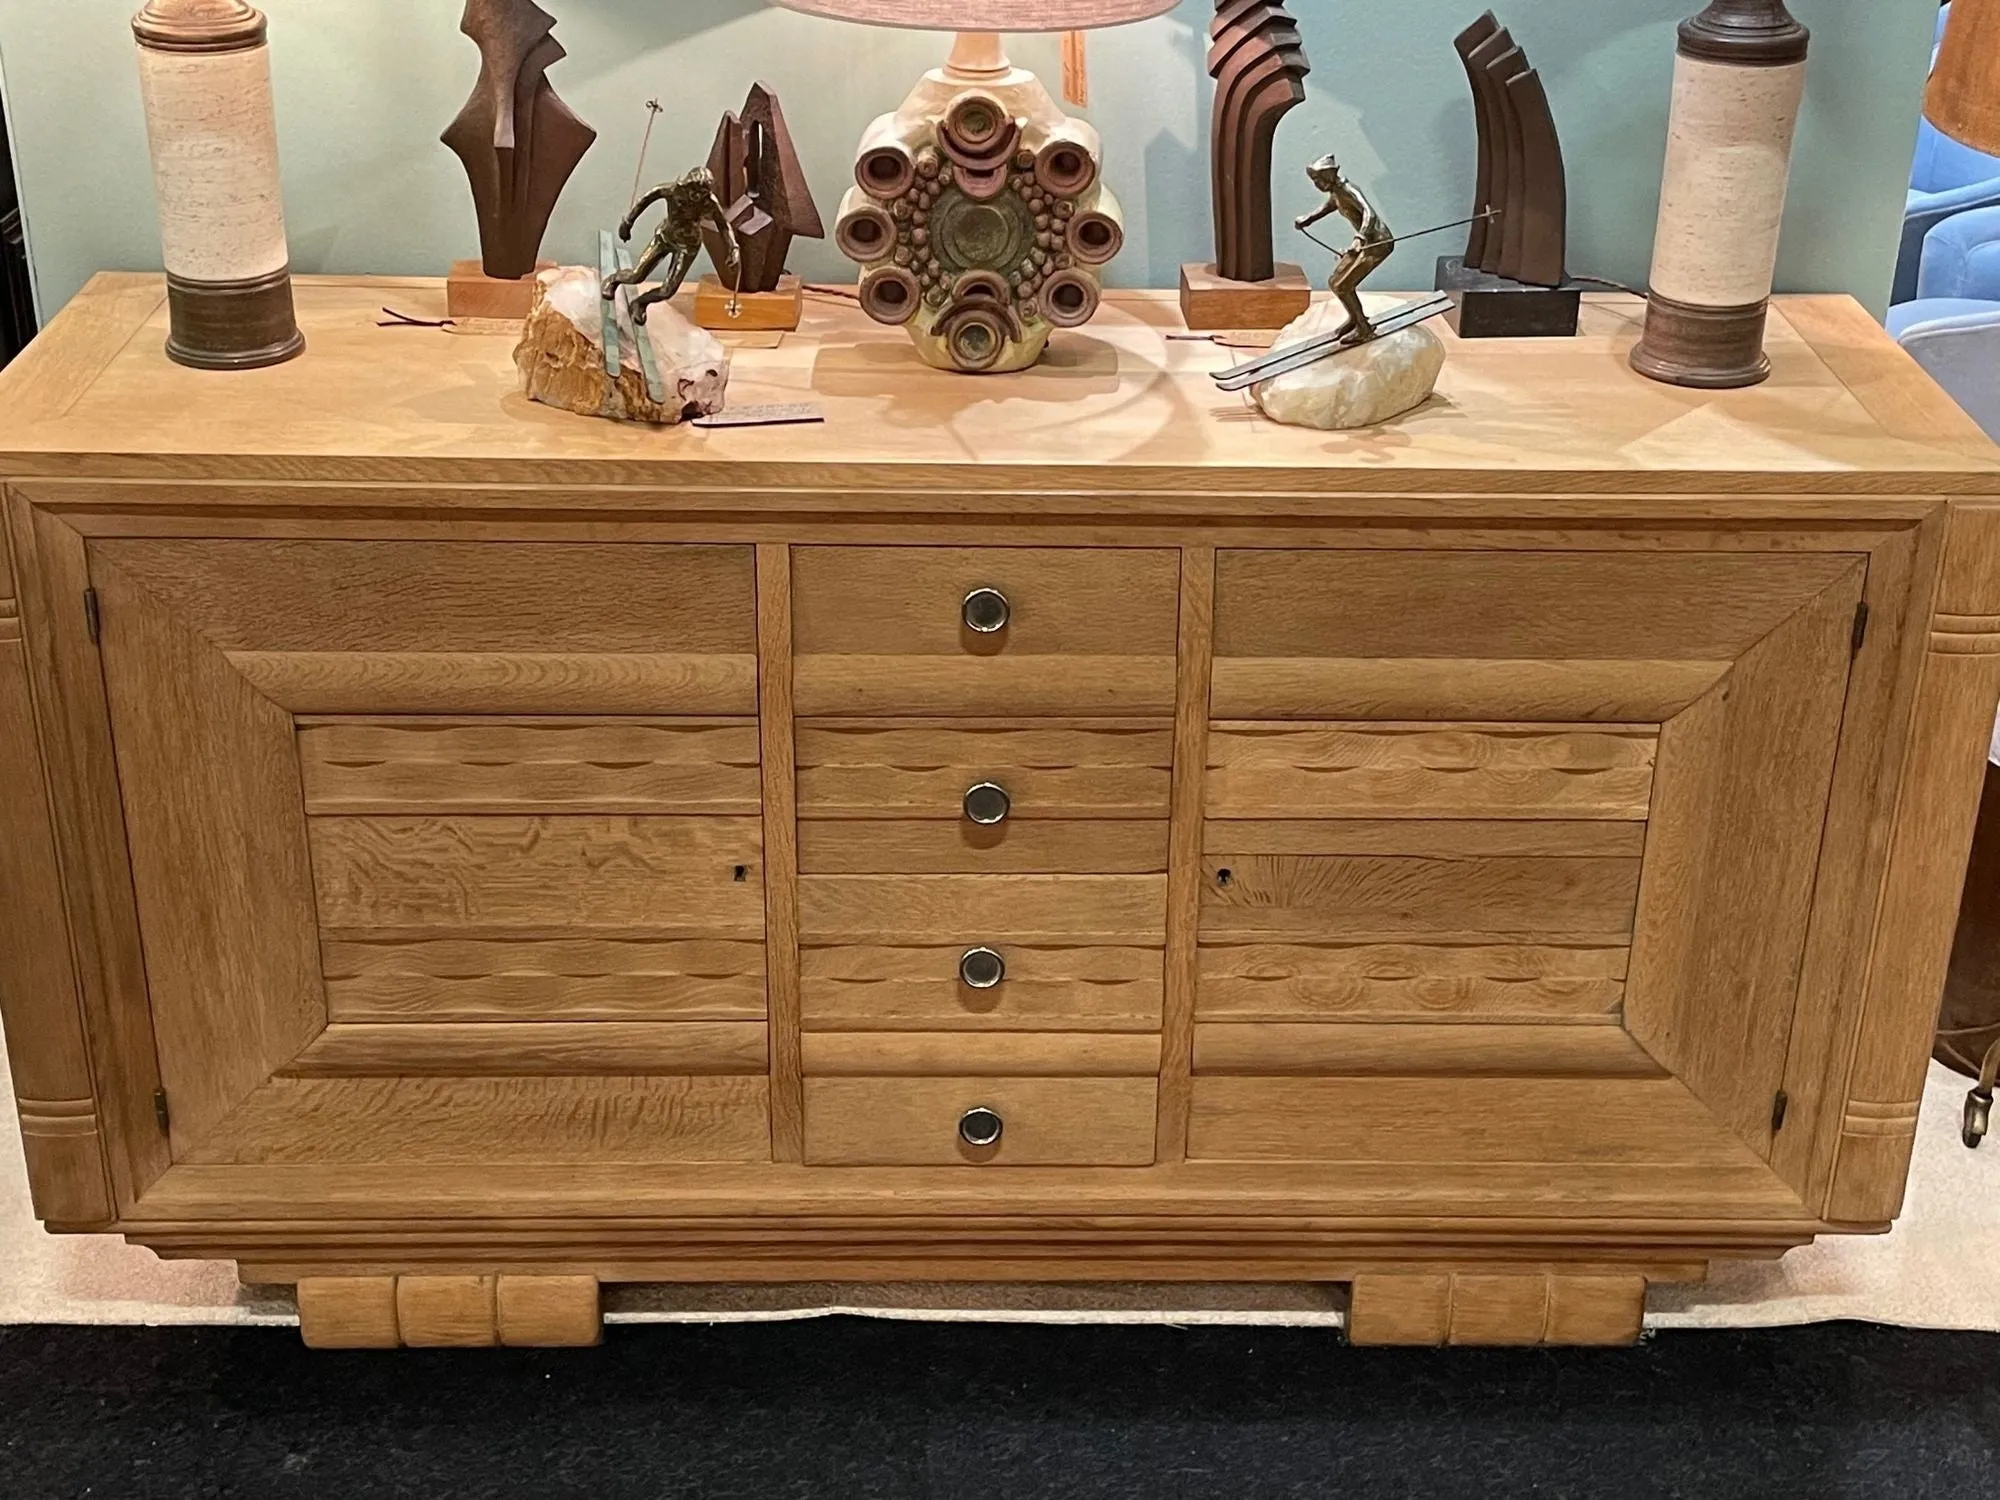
[1927,0,2000,155]
[771,0,1177,29]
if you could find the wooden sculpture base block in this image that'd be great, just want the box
[1436,256,1582,340]
[447,260,556,323]
[696,274,805,333]
[1180,263,1314,331]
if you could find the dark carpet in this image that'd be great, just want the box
[0,1319,1993,1498]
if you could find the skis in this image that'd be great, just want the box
[1211,294,1454,393]
[598,230,668,406]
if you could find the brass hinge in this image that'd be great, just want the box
[83,587,101,645]
[1771,1089,1790,1133]
[153,1088,170,1134]
[1850,602,1870,657]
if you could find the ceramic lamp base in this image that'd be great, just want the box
[1179,262,1312,331]
[695,274,806,332]
[447,260,555,322]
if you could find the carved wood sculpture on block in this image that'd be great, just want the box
[441,0,597,319]
[1180,0,1314,330]
[1433,12,1580,339]
[695,84,826,331]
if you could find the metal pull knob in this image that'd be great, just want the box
[962,587,1011,634]
[958,947,1006,990]
[963,781,1011,825]
[959,1106,1004,1149]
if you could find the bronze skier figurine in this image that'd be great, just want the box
[1295,152,1392,342]
[603,167,742,324]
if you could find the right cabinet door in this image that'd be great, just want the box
[1188,548,1867,1177]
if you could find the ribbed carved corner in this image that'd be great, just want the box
[1208,1,1310,284]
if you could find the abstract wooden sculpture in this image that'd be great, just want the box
[441,0,596,317]
[696,84,826,331]
[1181,0,1313,330]
[1433,13,1578,338]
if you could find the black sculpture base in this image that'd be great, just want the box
[1436,256,1581,339]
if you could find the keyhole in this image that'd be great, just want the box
[1217,868,1233,888]
[733,866,749,883]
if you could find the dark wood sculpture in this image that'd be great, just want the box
[703,83,825,295]
[442,0,596,282]
[1208,0,1310,284]
[1436,13,1577,338]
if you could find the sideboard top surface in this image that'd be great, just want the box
[0,275,1992,502]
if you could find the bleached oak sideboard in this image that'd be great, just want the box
[0,276,1996,1348]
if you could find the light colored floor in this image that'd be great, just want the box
[0,1025,1992,1331]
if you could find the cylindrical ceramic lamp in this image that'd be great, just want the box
[1928,0,2000,155]
[1630,0,1809,389]
[776,0,1175,372]
[132,0,304,370]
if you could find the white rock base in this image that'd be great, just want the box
[1250,296,1446,431]
[514,267,730,425]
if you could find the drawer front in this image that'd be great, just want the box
[804,1077,1159,1165]
[803,1032,1162,1076]
[801,875,1168,944]
[801,943,1164,1031]
[793,547,1181,715]
[799,820,1168,874]
[798,723,1173,819]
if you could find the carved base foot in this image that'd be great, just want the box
[1347,1271,1648,1347]
[296,1274,602,1350]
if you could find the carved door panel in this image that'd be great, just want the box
[1188,549,1868,1201]
[88,540,775,1169]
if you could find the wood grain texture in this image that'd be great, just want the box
[284,1022,771,1077]
[1829,506,2000,1220]
[792,547,1180,715]
[298,1274,603,1348]
[1346,1271,1647,1347]
[1191,1023,1664,1077]
[800,875,1168,944]
[1186,1076,1758,1165]
[800,944,1164,1032]
[495,1275,602,1347]
[1199,855,1641,941]
[803,1032,1163,1078]
[320,937,768,1023]
[1210,657,1727,722]
[1195,942,1626,1023]
[799,819,1169,874]
[309,816,765,939]
[94,546,328,1159]
[1205,724,1657,821]
[1203,819,1647,858]
[0,611,111,1223]
[296,1276,401,1349]
[396,1275,498,1349]
[90,539,757,715]
[757,544,805,1164]
[1623,563,1864,1156]
[796,723,1173,818]
[803,1077,1159,1166]
[1159,547,1216,1164]
[184,1076,773,1166]
[297,719,761,814]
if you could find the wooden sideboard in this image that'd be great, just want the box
[1,276,1996,1349]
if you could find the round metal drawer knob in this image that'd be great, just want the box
[959,1106,1005,1149]
[962,587,1011,634]
[963,781,1012,826]
[959,947,1006,990]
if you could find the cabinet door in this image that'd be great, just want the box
[89,540,773,1168]
[1190,549,1867,1182]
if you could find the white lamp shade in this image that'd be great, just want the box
[771,0,1178,30]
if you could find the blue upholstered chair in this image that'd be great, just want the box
[1890,204,2000,437]
[1893,5,2000,306]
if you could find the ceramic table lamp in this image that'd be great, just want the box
[775,0,1174,372]
[1928,0,2000,156]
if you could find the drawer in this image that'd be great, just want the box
[804,1077,1159,1165]
[802,943,1164,1031]
[1210,550,1861,720]
[91,540,758,714]
[792,547,1181,715]
[801,875,1168,944]
[803,1032,1162,1076]
[798,722,1173,818]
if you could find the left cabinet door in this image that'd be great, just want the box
[88,539,774,1169]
